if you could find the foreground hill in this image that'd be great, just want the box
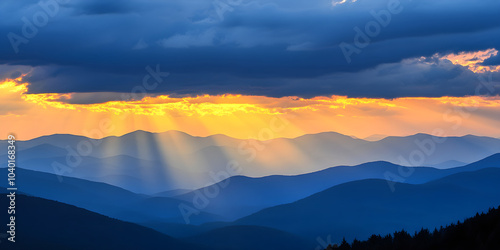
[0,194,210,250]
[233,168,500,242]
[184,225,316,250]
[0,194,316,250]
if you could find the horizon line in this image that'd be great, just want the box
[5,129,500,142]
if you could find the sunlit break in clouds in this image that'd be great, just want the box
[438,49,500,73]
[2,77,500,140]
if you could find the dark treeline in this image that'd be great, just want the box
[326,206,500,250]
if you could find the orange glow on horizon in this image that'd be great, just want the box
[1,79,500,141]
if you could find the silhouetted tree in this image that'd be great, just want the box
[325,206,500,250]
[339,237,351,250]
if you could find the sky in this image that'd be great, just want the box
[1,0,500,140]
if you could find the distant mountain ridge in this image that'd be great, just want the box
[1,130,500,193]
[363,134,388,141]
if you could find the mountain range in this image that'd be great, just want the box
[1,131,500,249]
[2,130,500,193]
[233,167,500,242]
[4,163,499,249]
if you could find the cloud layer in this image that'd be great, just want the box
[1,0,499,98]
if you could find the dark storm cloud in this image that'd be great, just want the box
[0,0,499,99]
[482,54,500,66]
